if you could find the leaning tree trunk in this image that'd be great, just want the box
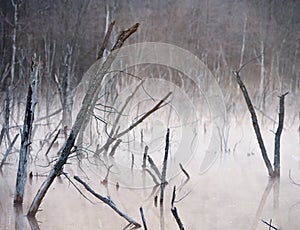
[14,54,39,204]
[233,71,274,177]
[27,23,139,217]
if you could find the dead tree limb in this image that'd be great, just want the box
[27,23,139,217]
[142,146,148,168]
[261,219,278,230]
[160,128,170,205]
[274,92,288,176]
[145,169,160,185]
[97,21,115,60]
[147,155,162,180]
[0,133,19,169]
[14,54,39,204]
[45,129,60,156]
[171,207,185,230]
[233,71,274,177]
[170,185,185,229]
[179,163,190,180]
[171,185,176,207]
[139,207,148,230]
[97,80,145,154]
[109,139,122,157]
[116,93,171,139]
[74,176,141,228]
[62,172,95,204]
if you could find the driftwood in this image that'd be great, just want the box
[160,128,170,204]
[74,176,141,228]
[27,23,139,217]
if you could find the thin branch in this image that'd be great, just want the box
[179,163,190,180]
[145,169,160,185]
[0,133,19,169]
[74,176,141,228]
[147,155,162,180]
[45,129,60,156]
[160,128,170,205]
[139,207,148,230]
[62,172,95,204]
[237,55,262,73]
[289,169,300,187]
[261,219,278,230]
[116,92,172,139]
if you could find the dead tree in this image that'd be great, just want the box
[160,128,170,205]
[14,54,39,204]
[233,70,288,177]
[27,23,139,217]
[97,91,172,155]
[76,21,115,151]
[171,186,185,230]
[273,92,288,176]
[139,207,148,230]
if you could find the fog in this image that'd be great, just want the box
[0,0,300,229]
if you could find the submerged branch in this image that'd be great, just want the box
[74,176,141,228]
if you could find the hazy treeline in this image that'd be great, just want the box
[0,0,299,109]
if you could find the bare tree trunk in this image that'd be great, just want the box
[77,20,115,151]
[233,71,274,177]
[10,0,18,85]
[27,23,139,217]
[14,54,39,204]
[274,92,288,176]
[160,128,170,205]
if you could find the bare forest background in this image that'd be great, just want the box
[1,0,300,112]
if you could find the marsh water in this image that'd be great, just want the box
[1,114,300,229]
